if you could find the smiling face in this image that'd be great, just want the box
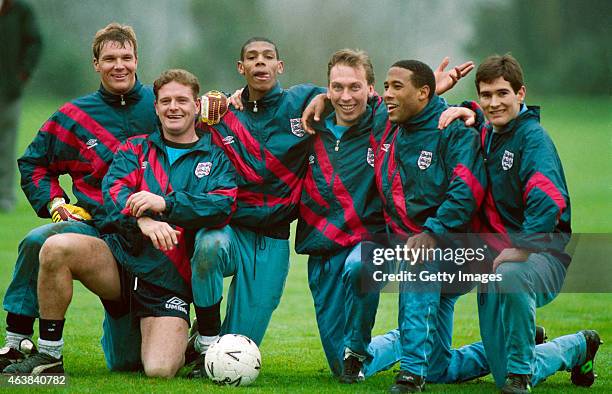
[478,76,525,128]
[93,40,138,95]
[155,81,200,143]
[237,41,284,101]
[383,67,429,124]
[327,64,374,127]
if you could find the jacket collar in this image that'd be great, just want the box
[98,77,144,107]
[240,82,282,112]
[149,128,211,154]
[399,94,446,132]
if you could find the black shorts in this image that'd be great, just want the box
[101,263,191,324]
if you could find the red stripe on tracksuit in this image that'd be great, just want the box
[369,132,378,152]
[468,101,481,113]
[480,125,488,147]
[209,126,263,184]
[374,123,394,227]
[48,160,95,174]
[303,167,330,208]
[209,187,238,197]
[72,178,104,205]
[299,203,356,247]
[238,190,292,207]
[31,166,46,188]
[265,149,302,204]
[523,172,567,214]
[60,102,121,151]
[42,121,108,174]
[482,192,508,235]
[222,112,263,161]
[477,124,510,250]
[452,163,486,205]
[372,123,412,236]
[110,168,140,207]
[384,210,408,236]
[478,191,512,251]
[312,138,334,185]
[210,113,304,212]
[161,229,191,284]
[211,115,302,210]
[31,166,63,200]
[312,137,368,237]
[147,142,170,193]
[210,187,239,221]
[385,135,422,233]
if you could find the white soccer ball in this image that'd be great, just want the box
[204,334,261,386]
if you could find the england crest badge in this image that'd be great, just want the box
[417,150,433,170]
[195,162,212,178]
[366,147,375,167]
[502,150,514,171]
[290,118,305,137]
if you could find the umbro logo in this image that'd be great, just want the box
[222,136,235,145]
[141,161,148,169]
[86,138,98,149]
[165,296,188,315]
[166,296,187,307]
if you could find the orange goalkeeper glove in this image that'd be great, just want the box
[200,90,228,125]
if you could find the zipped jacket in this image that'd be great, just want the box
[98,130,237,297]
[296,96,387,255]
[375,95,487,236]
[205,82,325,237]
[464,102,571,265]
[18,79,157,218]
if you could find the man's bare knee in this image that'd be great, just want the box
[143,362,180,378]
[39,234,75,272]
[140,316,187,378]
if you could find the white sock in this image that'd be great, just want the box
[38,338,64,359]
[195,334,219,354]
[5,331,30,350]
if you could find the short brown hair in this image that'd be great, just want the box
[153,69,200,99]
[475,54,524,94]
[92,23,138,60]
[328,49,375,85]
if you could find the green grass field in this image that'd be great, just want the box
[0,96,610,392]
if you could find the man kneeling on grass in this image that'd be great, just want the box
[4,69,236,377]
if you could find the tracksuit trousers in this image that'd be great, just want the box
[191,225,290,345]
[478,252,586,387]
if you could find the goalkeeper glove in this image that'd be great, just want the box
[48,197,92,222]
[200,90,228,125]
